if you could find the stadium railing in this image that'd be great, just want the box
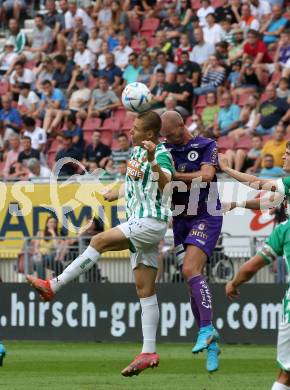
[0,235,282,284]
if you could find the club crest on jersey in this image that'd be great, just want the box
[188,151,198,161]
[198,223,206,231]
[178,163,187,172]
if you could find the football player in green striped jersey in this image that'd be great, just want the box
[219,143,290,390]
[27,111,174,377]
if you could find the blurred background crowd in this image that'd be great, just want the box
[0,0,289,180]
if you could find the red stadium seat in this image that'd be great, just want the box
[262,135,272,144]
[148,37,158,47]
[191,0,201,10]
[83,118,102,131]
[140,30,154,39]
[140,18,160,33]
[131,38,141,53]
[0,82,9,95]
[122,115,134,131]
[217,136,234,153]
[101,117,120,132]
[113,107,126,126]
[195,95,207,109]
[129,17,141,33]
[237,136,252,151]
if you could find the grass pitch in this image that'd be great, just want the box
[0,342,276,390]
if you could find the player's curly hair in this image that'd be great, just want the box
[138,111,161,136]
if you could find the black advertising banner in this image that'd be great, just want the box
[0,284,286,344]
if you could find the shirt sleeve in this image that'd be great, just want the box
[155,150,174,177]
[201,141,218,166]
[257,224,284,264]
[277,176,290,196]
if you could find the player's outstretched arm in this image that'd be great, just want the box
[219,153,278,192]
[222,192,284,212]
[226,255,266,299]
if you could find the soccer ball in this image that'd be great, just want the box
[122,82,153,113]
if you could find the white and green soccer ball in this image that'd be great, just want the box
[122,82,153,113]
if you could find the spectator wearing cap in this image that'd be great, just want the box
[138,54,154,87]
[52,54,74,93]
[254,84,290,135]
[189,28,215,66]
[178,51,201,87]
[9,61,36,97]
[74,39,95,73]
[197,0,214,27]
[113,33,133,70]
[88,76,120,120]
[154,52,177,84]
[21,14,53,63]
[203,13,223,45]
[27,158,51,182]
[261,5,287,47]
[0,95,22,138]
[123,53,141,84]
[165,67,193,118]
[99,53,123,90]
[18,83,40,117]
[54,135,82,177]
[213,92,241,137]
[194,55,225,97]
[239,3,260,33]
[0,39,18,76]
[83,130,111,171]
[23,117,47,153]
[40,80,67,133]
[6,18,26,54]
[151,69,169,110]
[62,113,84,155]
[2,134,21,179]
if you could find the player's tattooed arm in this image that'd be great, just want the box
[226,255,266,299]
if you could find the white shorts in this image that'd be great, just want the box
[117,217,167,270]
[277,322,290,372]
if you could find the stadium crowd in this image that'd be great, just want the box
[0,0,289,180]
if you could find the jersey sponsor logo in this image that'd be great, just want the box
[187,151,199,161]
[177,163,187,172]
[190,229,208,240]
[198,223,206,231]
[250,193,275,231]
[127,159,144,181]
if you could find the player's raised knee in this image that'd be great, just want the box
[90,232,108,253]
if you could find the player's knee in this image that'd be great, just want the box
[90,232,107,252]
[135,284,154,298]
[182,264,201,279]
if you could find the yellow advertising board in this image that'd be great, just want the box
[0,181,125,255]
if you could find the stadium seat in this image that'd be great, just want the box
[122,115,134,131]
[101,117,120,132]
[148,37,158,47]
[131,38,141,53]
[217,136,234,153]
[194,95,206,114]
[262,135,272,144]
[212,0,224,6]
[129,17,141,33]
[140,30,154,39]
[140,18,160,33]
[0,82,9,95]
[237,136,252,151]
[191,0,201,10]
[113,108,126,126]
[83,118,102,131]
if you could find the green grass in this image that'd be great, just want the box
[0,342,276,390]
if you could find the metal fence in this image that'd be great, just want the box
[0,234,286,284]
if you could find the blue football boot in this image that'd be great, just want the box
[0,344,6,367]
[192,325,219,354]
[206,341,221,373]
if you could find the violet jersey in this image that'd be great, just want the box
[165,135,222,218]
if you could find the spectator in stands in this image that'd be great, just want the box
[83,130,111,171]
[68,16,89,48]
[44,0,63,41]
[215,0,241,24]
[239,3,260,33]
[178,51,201,87]
[27,158,51,182]
[113,33,133,70]
[197,0,214,27]
[74,39,94,73]
[261,5,287,47]
[87,27,102,56]
[175,33,192,66]
[6,18,26,54]
[151,69,169,110]
[111,1,131,41]
[213,92,241,137]
[23,117,47,152]
[273,30,290,74]
[138,54,154,86]
[255,84,289,135]
[40,80,67,133]
[88,76,120,120]
[190,27,215,65]
[111,133,132,168]
[62,113,84,155]
[99,53,122,90]
[228,28,244,64]
[276,77,290,99]
[258,153,285,178]
[0,0,26,23]
[21,14,53,62]
[203,13,223,45]
[243,29,272,66]
[2,133,21,179]
[220,18,234,46]
[98,40,110,71]
[115,160,127,181]
[55,134,82,177]
[123,52,141,84]
[154,30,173,59]
[229,93,260,141]
[0,40,17,77]
[154,51,177,84]
[0,95,22,139]
[18,83,40,118]
[9,61,36,98]
[65,0,94,35]
[164,13,184,49]
[232,57,261,99]
[52,54,74,92]
[165,68,193,118]
[178,0,194,27]
[35,56,55,93]
[259,124,288,168]
[225,134,263,172]
[16,136,40,178]
[201,92,220,132]
[250,0,271,22]
[194,55,225,97]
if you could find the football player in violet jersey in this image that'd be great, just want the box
[161,111,223,372]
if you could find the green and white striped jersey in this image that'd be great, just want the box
[125,144,174,222]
